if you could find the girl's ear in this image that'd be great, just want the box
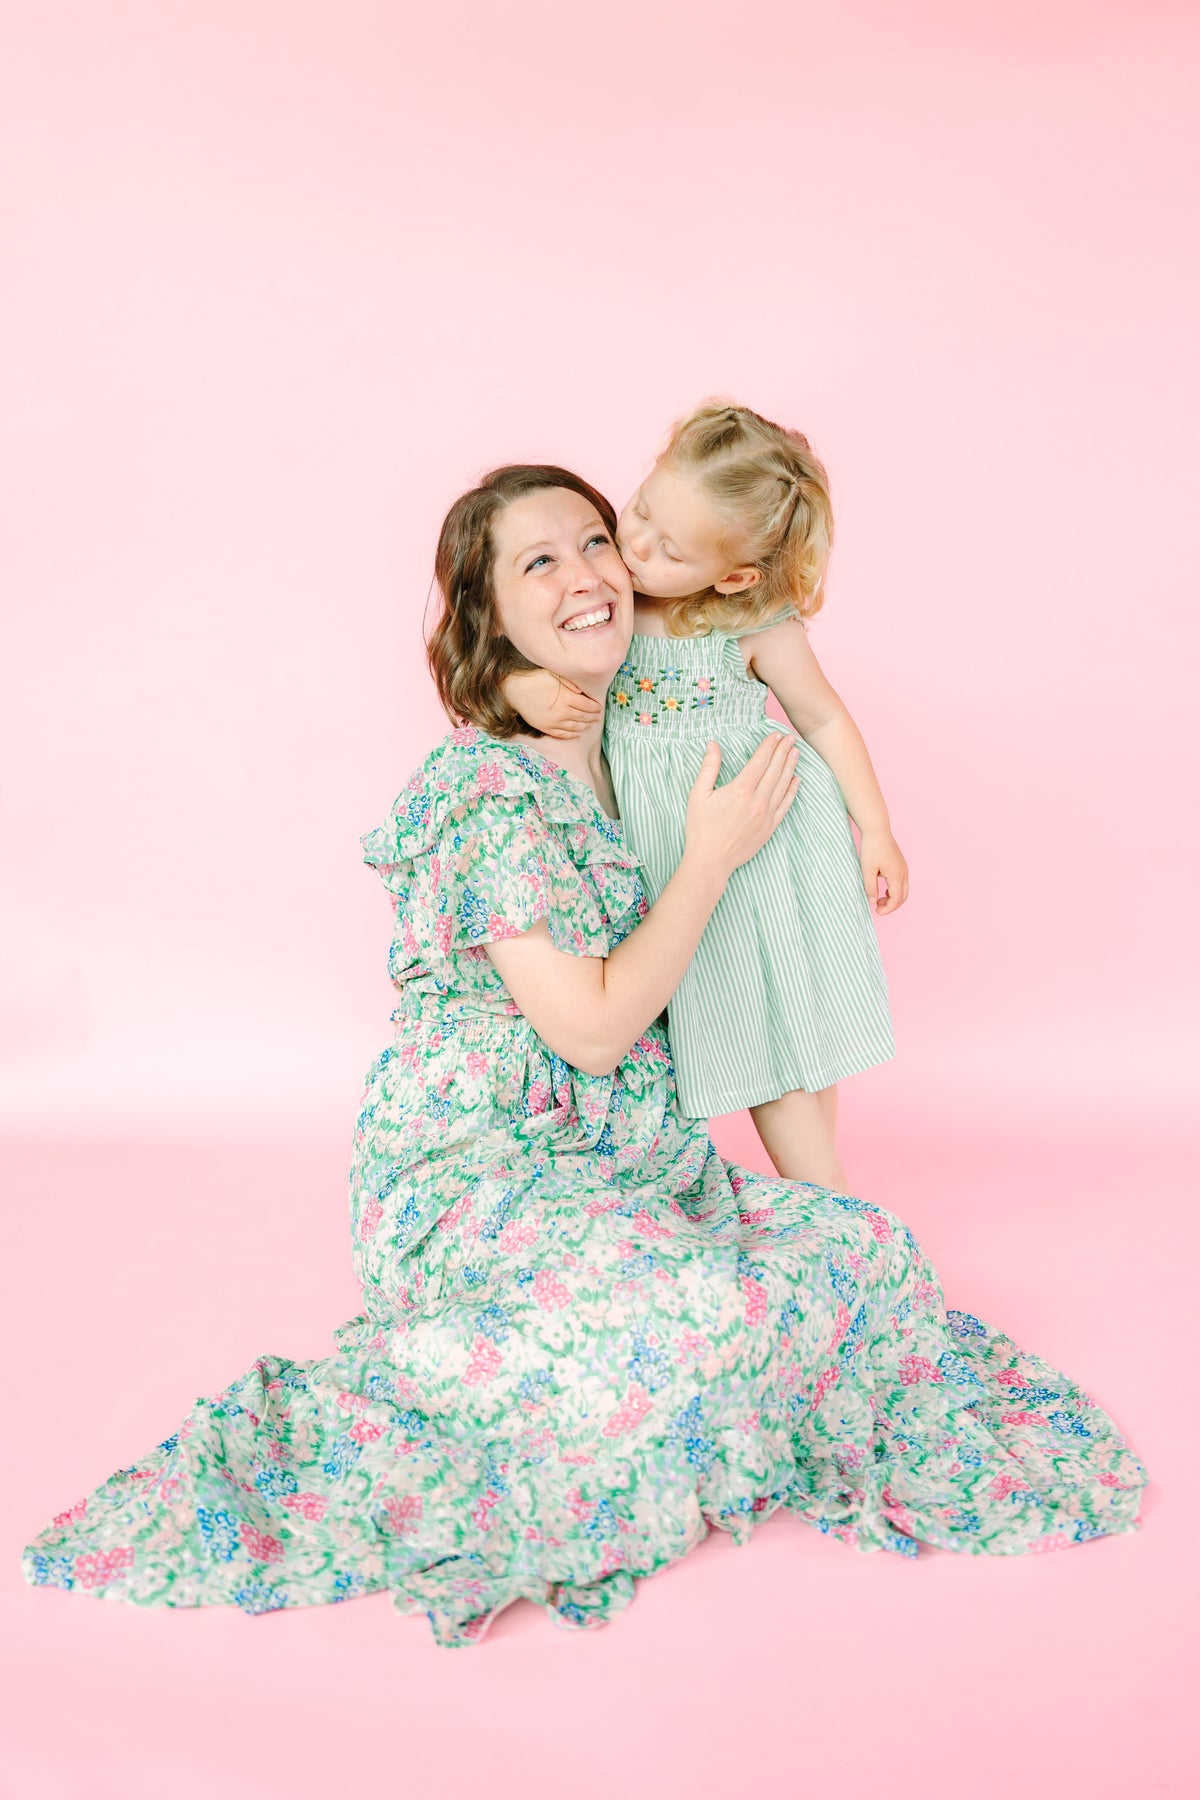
[713,565,763,596]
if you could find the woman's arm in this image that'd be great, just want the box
[486,734,800,1075]
[745,619,910,915]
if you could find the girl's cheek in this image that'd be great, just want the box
[627,567,671,598]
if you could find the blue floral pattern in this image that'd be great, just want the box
[22,727,1147,1646]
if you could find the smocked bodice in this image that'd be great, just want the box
[604,632,771,741]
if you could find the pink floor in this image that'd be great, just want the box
[4,1123,1194,1799]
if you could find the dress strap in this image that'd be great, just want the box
[728,605,802,640]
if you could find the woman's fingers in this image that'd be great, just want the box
[727,731,784,801]
[770,776,800,830]
[771,760,801,821]
[752,737,799,812]
[690,741,724,799]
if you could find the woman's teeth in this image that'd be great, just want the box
[561,606,612,632]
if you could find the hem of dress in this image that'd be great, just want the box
[674,1043,896,1120]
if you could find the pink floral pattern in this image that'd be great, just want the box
[23,729,1147,1646]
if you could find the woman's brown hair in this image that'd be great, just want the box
[427,464,619,738]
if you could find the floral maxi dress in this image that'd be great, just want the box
[22,728,1148,1646]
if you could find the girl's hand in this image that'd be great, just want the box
[860,830,909,915]
[502,667,603,739]
[684,737,800,881]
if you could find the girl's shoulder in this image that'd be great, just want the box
[726,604,805,641]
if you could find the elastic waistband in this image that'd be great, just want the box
[390,997,532,1045]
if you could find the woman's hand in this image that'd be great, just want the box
[684,735,800,881]
[488,735,798,1078]
[502,667,603,739]
[859,829,909,915]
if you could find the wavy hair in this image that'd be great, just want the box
[657,401,834,638]
[427,464,619,737]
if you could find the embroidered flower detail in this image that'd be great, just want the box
[636,711,656,727]
[637,676,656,693]
[691,676,715,708]
[660,695,682,712]
[612,688,632,708]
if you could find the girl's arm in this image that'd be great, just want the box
[745,618,910,916]
[500,667,603,740]
[486,735,800,1074]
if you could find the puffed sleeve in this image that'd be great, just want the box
[361,734,623,961]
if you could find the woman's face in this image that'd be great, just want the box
[491,488,633,693]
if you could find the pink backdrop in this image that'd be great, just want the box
[2,3,1196,1796]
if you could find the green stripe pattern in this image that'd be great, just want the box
[605,628,895,1117]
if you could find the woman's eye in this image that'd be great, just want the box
[585,533,611,550]
[525,554,552,573]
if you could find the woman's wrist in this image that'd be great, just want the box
[676,845,731,906]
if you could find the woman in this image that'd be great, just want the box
[23,465,1147,1647]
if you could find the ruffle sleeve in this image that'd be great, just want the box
[361,728,643,961]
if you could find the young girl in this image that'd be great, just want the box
[502,401,908,1188]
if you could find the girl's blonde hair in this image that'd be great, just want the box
[658,401,833,637]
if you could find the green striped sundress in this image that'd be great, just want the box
[604,623,895,1118]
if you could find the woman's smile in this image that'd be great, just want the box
[559,602,615,633]
[491,487,634,687]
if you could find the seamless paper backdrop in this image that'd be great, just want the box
[1,0,1197,1140]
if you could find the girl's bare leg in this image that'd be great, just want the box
[749,1084,848,1190]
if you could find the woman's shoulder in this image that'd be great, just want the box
[406,725,550,815]
[362,727,541,864]
[361,726,622,875]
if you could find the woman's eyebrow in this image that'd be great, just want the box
[513,539,553,564]
[514,517,607,564]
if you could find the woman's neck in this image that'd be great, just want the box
[511,719,618,820]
